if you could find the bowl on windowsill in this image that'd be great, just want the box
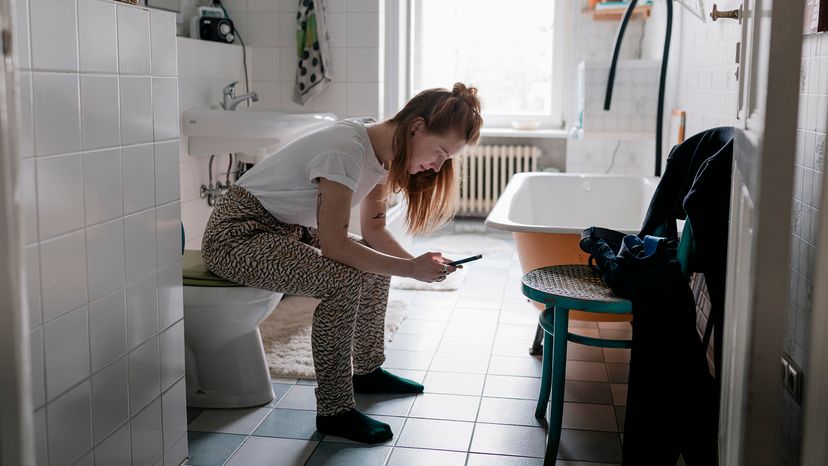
[510,120,542,131]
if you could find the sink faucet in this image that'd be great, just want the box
[221,81,258,110]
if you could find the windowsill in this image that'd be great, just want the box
[480,127,569,139]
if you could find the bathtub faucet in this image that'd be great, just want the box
[221,81,258,110]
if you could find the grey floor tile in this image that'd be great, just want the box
[188,407,272,435]
[605,363,629,384]
[423,371,486,396]
[394,319,447,335]
[384,349,435,371]
[437,335,495,354]
[566,343,606,362]
[498,310,538,327]
[411,293,458,308]
[496,323,538,340]
[386,332,442,352]
[564,381,614,405]
[476,397,546,427]
[186,432,246,466]
[266,383,295,408]
[557,429,623,463]
[304,442,392,466]
[450,308,500,324]
[488,355,543,378]
[482,375,541,400]
[430,352,490,374]
[466,453,544,466]
[225,437,317,466]
[566,361,609,382]
[562,403,618,432]
[603,348,631,363]
[321,414,406,445]
[610,384,627,406]
[469,422,546,458]
[492,337,536,357]
[408,393,481,422]
[452,295,503,310]
[252,408,322,441]
[403,307,452,321]
[275,385,316,410]
[599,328,632,340]
[354,393,417,417]
[396,418,474,451]
[442,321,498,339]
[387,447,467,466]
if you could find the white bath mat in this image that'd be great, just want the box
[260,296,409,379]
[422,234,511,256]
[390,266,466,291]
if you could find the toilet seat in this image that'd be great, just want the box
[182,250,243,287]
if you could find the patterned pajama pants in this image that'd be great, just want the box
[201,185,390,416]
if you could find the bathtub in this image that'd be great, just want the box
[486,172,658,320]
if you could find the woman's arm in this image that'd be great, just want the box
[359,184,413,259]
[317,178,448,281]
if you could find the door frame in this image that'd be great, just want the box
[0,0,34,464]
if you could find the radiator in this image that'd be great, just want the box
[458,144,541,216]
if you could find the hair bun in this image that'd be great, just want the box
[452,83,480,112]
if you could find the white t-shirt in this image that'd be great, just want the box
[235,118,387,228]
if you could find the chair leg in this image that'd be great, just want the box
[535,329,553,420]
[544,307,569,465]
[530,323,544,356]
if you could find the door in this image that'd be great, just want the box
[0,0,35,465]
[719,0,806,464]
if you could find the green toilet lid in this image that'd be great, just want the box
[182,250,243,287]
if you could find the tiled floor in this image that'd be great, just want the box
[185,220,630,465]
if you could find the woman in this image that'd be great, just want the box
[202,83,483,443]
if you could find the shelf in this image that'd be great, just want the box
[585,4,652,21]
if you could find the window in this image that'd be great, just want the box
[400,0,564,129]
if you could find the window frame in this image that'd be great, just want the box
[383,0,570,130]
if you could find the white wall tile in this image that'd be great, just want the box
[249,0,278,12]
[30,327,45,409]
[24,245,42,328]
[346,82,380,118]
[153,78,180,141]
[131,397,164,466]
[124,209,158,284]
[346,13,379,48]
[84,148,123,225]
[32,73,81,156]
[346,47,380,82]
[34,408,47,466]
[81,75,121,150]
[75,452,93,466]
[212,44,244,82]
[13,0,30,70]
[91,356,129,444]
[78,0,118,73]
[251,47,279,82]
[326,13,348,46]
[44,305,90,401]
[118,4,151,75]
[155,141,180,205]
[17,71,34,157]
[122,144,156,214]
[247,12,280,47]
[222,0,249,13]
[194,41,215,81]
[313,82,347,116]
[89,290,127,373]
[19,158,37,245]
[47,381,92,466]
[39,230,88,321]
[36,153,84,239]
[156,202,181,269]
[128,337,160,416]
[95,422,131,464]
[157,262,183,330]
[161,377,187,452]
[176,38,197,79]
[86,219,126,301]
[30,0,78,71]
[252,80,282,108]
[278,82,306,111]
[159,321,184,392]
[278,46,298,81]
[127,273,158,350]
[120,76,154,145]
[277,13,295,48]
[164,434,188,466]
[151,11,178,77]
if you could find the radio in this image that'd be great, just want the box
[190,6,235,44]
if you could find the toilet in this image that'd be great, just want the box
[182,250,283,409]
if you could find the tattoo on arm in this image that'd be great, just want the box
[372,212,386,219]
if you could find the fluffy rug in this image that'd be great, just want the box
[260,296,408,379]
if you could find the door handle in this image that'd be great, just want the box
[710,3,741,21]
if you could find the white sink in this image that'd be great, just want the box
[182,105,337,162]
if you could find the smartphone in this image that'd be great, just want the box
[446,254,483,267]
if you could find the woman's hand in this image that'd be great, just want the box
[408,252,458,282]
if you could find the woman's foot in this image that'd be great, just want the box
[353,368,425,394]
[315,408,392,443]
